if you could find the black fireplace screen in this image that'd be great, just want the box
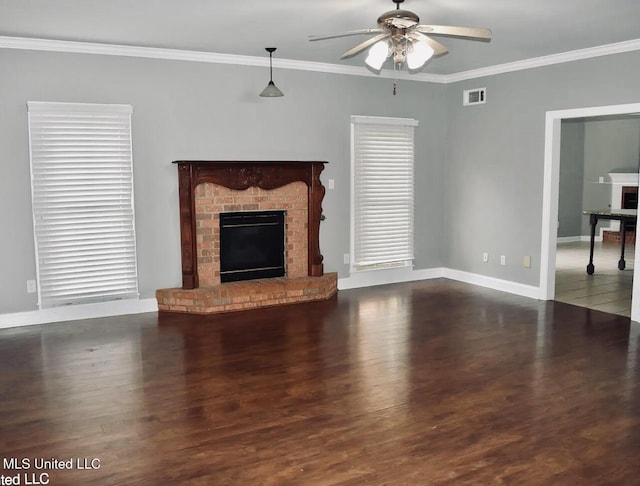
[219,211,285,283]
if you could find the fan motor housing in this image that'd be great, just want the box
[377,9,420,29]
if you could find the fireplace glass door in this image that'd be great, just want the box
[219,211,286,282]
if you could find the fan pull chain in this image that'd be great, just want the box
[393,62,399,95]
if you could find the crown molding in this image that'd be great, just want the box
[0,35,448,83]
[444,38,640,83]
[1,35,640,85]
[0,36,268,65]
[277,57,449,83]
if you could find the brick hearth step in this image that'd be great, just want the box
[156,273,337,314]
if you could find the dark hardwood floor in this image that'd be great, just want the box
[1,279,640,485]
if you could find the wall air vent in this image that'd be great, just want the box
[463,87,486,106]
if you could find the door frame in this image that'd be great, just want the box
[540,102,640,322]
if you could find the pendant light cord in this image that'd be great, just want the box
[269,51,274,82]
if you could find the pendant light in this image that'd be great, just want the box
[259,47,284,97]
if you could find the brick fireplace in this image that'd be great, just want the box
[197,182,308,285]
[602,171,638,245]
[156,161,337,314]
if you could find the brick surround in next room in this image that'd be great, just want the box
[195,182,308,286]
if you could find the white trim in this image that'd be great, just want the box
[0,36,447,84]
[350,115,416,272]
[446,39,640,83]
[2,35,640,84]
[27,101,132,114]
[556,235,602,244]
[350,121,356,276]
[556,236,582,244]
[338,267,445,290]
[443,269,542,300]
[541,102,640,323]
[608,172,640,185]
[0,298,158,330]
[27,101,139,308]
[337,266,541,300]
[2,267,542,327]
[350,115,419,126]
[279,59,445,83]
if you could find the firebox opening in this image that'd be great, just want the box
[219,210,286,283]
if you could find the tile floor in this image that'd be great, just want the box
[555,240,634,317]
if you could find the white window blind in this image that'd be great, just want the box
[28,102,139,308]
[351,115,417,271]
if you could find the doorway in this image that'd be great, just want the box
[540,103,640,322]
[554,115,639,317]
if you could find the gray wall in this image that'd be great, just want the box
[3,46,640,316]
[558,120,585,237]
[0,49,447,314]
[445,51,640,286]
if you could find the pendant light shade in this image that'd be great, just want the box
[260,47,284,97]
[260,81,284,97]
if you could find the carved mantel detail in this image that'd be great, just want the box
[174,161,327,289]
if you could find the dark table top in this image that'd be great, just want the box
[583,209,638,218]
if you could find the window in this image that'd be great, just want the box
[28,102,139,308]
[351,115,417,271]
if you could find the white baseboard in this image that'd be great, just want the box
[338,267,445,290]
[0,298,158,330]
[338,266,542,300]
[1,268,542,329]
[442,269,543,300]
[556,235,603,243]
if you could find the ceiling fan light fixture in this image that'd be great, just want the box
[260,47,284,98]
[309,0,492,83]
[406,40,434,70]
[364,40,389,71]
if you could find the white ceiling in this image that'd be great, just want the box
[2,0,640,75]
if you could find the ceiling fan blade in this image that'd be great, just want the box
[416,25,492,42]
[309,29,384,42]
[409,31,449,57]
[340,33,391,60]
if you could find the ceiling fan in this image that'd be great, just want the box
[309,0,492,74]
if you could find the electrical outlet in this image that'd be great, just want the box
[328,179,335,190]
[500,255,506,266]
[482,252,489,263]
[523,255,531,268]
[343,253,350,264]
[27,280,37,293]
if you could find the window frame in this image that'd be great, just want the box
[27,101,139,309]
[350,115,418,273]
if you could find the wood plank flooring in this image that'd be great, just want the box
[1,279,640,484]
[555,241,634,317]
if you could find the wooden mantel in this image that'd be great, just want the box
[174,161,328,289]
